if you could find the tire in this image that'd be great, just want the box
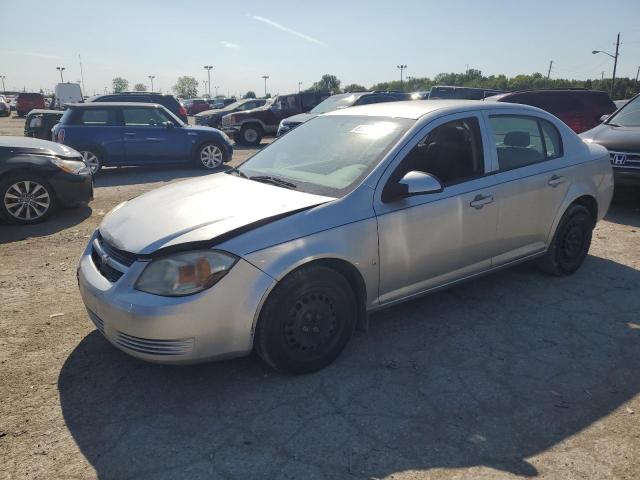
[536,205,594,276]
[237,124,263,146]
[0,175,56,225]
[255,265,357,374]
[195,142,227,169]
[80,149,101,175]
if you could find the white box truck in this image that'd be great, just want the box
[54,83,83,109]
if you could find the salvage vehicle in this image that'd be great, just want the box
[221,91,329,145]
[486,88,616,134]
[24,109,64,139]
[277,91,411,136]
[16,92,45,117]
[77,100,613,373]
[52,102,233,174]
[88,92,188,123]
[0,136,92,224]
[581,93,640,186]
[0,95,10,117]
[195,98,267,128]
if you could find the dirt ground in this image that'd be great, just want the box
[1,114,639,480]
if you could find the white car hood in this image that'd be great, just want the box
[99,173,333,255]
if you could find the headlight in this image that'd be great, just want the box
[135,250,238,296]
[49,157,90,175]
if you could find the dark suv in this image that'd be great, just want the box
[220,91,330,145]
[88,92,188,123]
[486,89,616,134]
[194,98,267,128]
[16,93,46,117]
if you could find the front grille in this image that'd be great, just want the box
[115,331,194,356]
[609,151,640,169]
[87,309,105,335]
[96,233,137,267]
[91,249,124,282]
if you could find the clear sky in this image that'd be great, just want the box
[1,0,639,97]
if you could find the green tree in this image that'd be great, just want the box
[307,74,341,93]
[342,83,366,93]
[133,83,147,92]
[173,76,199,99]
[112,77,129,93]
[243,91,257,99]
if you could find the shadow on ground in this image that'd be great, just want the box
[0,205,92,244]
[93,164,231,188]
[605,186,640,228]
[58,256,640,479]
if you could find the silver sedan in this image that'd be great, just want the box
[78,100,614,373]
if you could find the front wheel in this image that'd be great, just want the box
[0,176,56,224]
[236,124,263,146]
[80,150,101,175]
[255,265,357,374]
[196,142,227,169]
[537,204,594,276]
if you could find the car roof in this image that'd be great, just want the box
[324,99,537,120]
[67,102,163,108]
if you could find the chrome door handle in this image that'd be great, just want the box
[470,194,494,209]
[548,175,566,187]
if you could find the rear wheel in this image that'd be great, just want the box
[537,204,594,276]
[80,150,101,175]
[0,176,56,224]
[255,265,357,374]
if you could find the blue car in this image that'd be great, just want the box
[51,103,233,174]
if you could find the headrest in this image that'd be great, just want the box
[440,127,466,143]
[504,131,530,147]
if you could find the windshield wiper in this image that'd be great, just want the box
[249,175,298,189]
[226,167,248,178]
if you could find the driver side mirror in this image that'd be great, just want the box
[600,114,609,122]
[383,171,443,202]
[163,121,174,128]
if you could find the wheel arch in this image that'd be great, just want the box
[546,187,599,246]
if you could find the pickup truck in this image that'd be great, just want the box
[220,91,329,145]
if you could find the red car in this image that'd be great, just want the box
[487,89,617,134]
[16,93,45,117]
[182,98,210,115]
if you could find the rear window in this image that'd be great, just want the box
[18,93,43,101]
[581,92,616,112]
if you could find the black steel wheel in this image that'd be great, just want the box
[255,265,357,374]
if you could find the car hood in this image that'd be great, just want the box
[0,136,81,159]
[282,113,316,125]
[195,109,222,118]
[581,124,640,152]
[183,124,226,135]
[99,173,334,255]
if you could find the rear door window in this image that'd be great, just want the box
[489,115,546,170]
[540,120,563,159]
[78,109,117,126]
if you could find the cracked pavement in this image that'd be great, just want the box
[1,116,639,479]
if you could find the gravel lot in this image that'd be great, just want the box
[1,114,639,480]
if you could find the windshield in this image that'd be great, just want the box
[310,94,361,114]
[608,95,640,127]
[237,115,413,197]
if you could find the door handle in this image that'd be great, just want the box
[124,132,137,136]
[548,175,566,187]
[470,194,494,209]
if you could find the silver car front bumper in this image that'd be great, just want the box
[77,234,276,364]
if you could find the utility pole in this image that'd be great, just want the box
[601,71,605,81]
[635,66,640,93]
[78,55,86,96]
[612,33,620,98]
[397,64,407,90]
[203,66,213,98]
[0,76,5,96]
[262,75,269,97]
[547,60,553,80]
[215,85,219,97]
[56,66,65,83]
[298,81,302,93]
[148,75,155,91]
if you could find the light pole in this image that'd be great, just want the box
[298,81,302,93]
[262,75,269,97]
[56,66,66,83]
[592,33,620,97]
[148,75,155,91]
[203,65,213,99]
[202,80,208,97]
[397,65,407,90]
[215,85,219,97]
[0,76,5,96]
